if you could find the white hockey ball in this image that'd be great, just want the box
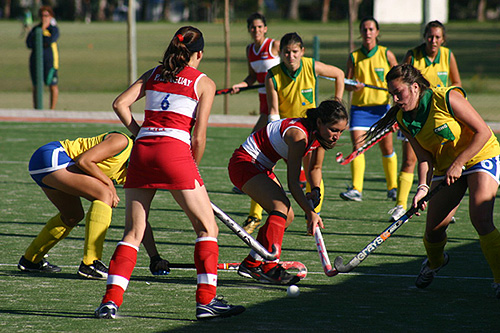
[287,284,300,297]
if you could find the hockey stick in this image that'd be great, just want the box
[318,75,388,91]
[169,261,308,279]
[314,226,338,277]
[211,202,278,261]
[215,84,264,95]
[335,124,397,165]
[334,181,447,273]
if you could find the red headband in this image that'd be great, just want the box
[177,34,184,42]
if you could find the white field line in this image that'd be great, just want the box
[0,263,491,281]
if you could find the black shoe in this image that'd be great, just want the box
[18,255,61,273]
[149,255,170,275]
[95,301,118,319]
[238,262,300,285]
[78,260,108,280]
[196,295,245,320]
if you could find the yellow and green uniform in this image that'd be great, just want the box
[409,44,451,88]
[269,57,317,119]
[351,45,392,107]
[60,131,132,184]
[397,87,500,175]
[24,132,133,266]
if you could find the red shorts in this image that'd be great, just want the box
[125,136,203,190]
[259,93,269,115]
[228,147,276,190]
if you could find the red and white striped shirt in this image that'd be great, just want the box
[248,38,280,94]
[242,118,320,170]
[138,65,205,145]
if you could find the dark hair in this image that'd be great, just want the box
[364,64,430,142]
[423,20,446,41]
[39,5,54,18]
[247,12,266,29]
[160,26,204,82]
[305,99,348,150]
[359,16,379,31]
[280,32,304,52]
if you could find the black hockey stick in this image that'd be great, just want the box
[215,84,264,95]
[334,181,447,273]
[211,202,278,261]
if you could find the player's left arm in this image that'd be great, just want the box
[449,52,462,87]
[266,72,280,120]
[387,49,398,68]
[315,61,345,101]
[447,90,491,182]
[192,75,216,164]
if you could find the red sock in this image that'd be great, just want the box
[194,237,218,305]
[244,211,286,270]
[102,242,138,307]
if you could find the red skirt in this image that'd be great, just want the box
[125,136,203,190]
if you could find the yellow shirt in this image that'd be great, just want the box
[409,44,451,88]
[397,87,500,176]
[269,57,316,119]
[60,132,133,184]
[351,45,392,106]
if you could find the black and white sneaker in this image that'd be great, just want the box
[238,262,300,285]
[95,301,118,319]
[196,295,245,320]
[78,260,108,280]
[415,252,449,289]
[18,255,61,273]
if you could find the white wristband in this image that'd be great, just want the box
[417,184,430,192]
[268,114,280,123]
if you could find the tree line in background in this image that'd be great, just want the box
[1,0,499,23]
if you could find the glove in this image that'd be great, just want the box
[306,187,321,209]
[149,255,170,275]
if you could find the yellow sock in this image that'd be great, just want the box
[397,171,414,209]
[24,213,72,264]
[83,200,112,265]
[423,236,447,269]
[249,199,263,220]
[382,152,398,191]
[351,154,365,192]
[306,178,325,214]
[479,228,500,283]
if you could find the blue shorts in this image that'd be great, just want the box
[432,155,500,184]
[29,141,73,189]
[349,104,391,131]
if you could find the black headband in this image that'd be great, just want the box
[186,34,204,52]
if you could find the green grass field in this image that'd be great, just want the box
[0,121,499,332]
[1,20,499,120]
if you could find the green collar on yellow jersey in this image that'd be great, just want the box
[280,60,303,80]
[361,44,379,58]
[401,89,433,136]
[419,44,442,67]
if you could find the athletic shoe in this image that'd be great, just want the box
[196,295,245,320]
[95,301,118,319]
[415,252,449,289]
[388,205,406,222]
[17,255,61,273]
[387,188,397,201]
[242,216,261,234]
[149,255,170,275]
[238,262,300,285]
[78,260,108,280]
[492,282,500,299]
[232,186,244,194]
[339,187,362,202]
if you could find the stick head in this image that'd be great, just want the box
[334,256,359,273]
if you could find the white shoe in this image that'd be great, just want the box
[340,187,362,202]
[388,205,405,221]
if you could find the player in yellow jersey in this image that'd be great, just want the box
[18,132,169,279]
[265,32,344,234]
[389,21,461,221]
[339,17,398,202]
[369,64,500,298]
